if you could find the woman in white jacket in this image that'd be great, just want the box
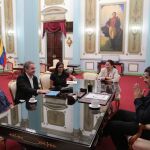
[98,59,120,83]
[98,60,121,100]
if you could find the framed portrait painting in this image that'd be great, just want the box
[99,3,125,53]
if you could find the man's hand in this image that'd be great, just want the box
[133,83,143,99]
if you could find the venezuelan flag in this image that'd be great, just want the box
[0,39,6,67]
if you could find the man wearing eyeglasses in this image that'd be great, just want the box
[103,66,150,150]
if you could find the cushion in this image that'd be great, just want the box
[40,73,51,90]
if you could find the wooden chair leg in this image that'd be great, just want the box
[115,100,120,110]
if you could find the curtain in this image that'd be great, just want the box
[43,20,66,37]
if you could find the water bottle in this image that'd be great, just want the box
[88,81,93,92]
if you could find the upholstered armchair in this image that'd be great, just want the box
[49,59,59,71]
[39,72,51,90]
[40,63,48,73]
[128,124,150,150]
[63,59,69,70]
[8,80,17,103]
[83,72,98,80]
[5,61,19,79]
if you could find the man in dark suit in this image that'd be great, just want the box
[104,66,150,150]
[15,61,48,104]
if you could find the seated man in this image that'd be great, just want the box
[103,66,150,150]
[50,61,75,91]
[15,61,48,104]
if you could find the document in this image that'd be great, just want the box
[66,80,77,84]
[79,92,112,105]
[85,93,110,101]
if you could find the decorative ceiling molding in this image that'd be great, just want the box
[41,6,67,22]
[45,0,64,6]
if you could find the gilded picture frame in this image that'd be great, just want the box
[99,3,125,53]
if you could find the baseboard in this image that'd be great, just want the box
[124,73,142,76]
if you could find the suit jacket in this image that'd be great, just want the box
[134,91,150,124]
[15,73,39,104]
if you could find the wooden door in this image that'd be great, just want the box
[47,31,62,67]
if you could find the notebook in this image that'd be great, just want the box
[45,91,60,97]
[66,80,77,84]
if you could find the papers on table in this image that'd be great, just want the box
[85,93,110,101]
[78,92,112,105]
[66,80,77,84]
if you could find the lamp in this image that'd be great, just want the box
[131,24,140,51]
[86,27,94,35]
[7,29,14,36]
[66,36,72,47]
[131,24,140,34]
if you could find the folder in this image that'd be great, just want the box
[45,91,60,97]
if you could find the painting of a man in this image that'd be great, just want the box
[100,4,125,52]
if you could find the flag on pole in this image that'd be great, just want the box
[0,39,6,67]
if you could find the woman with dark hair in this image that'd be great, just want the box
[98,59,120,83]
[50,62,75,90]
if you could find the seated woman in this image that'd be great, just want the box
[98,59,120,83]
[98,60,121,98]
[50,62,75,91]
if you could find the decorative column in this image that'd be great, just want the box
[4,0,15,53]
[15,0,40,75]
[128,0,143,54]
[72,0,80,64]
[73,83,80,134]
[84,0,96,53]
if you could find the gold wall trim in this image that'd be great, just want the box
[4,0,14,53]
[85,0,96,53]
[47,110,65,126]
[45,0,64,5]
[0,7,2,36]
[128,0,143,54]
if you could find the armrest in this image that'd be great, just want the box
[128,124,150,150]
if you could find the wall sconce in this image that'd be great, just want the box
[7,29,14,36]
[131,24,140,34]
[86,27,94,36]
[131,24,141,51]
[66,36,72,47]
